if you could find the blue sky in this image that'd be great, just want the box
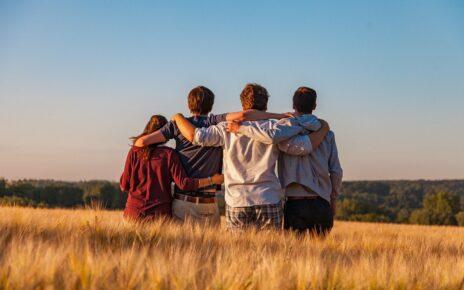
[1,0,463,181]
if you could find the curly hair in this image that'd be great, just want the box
[239,83,269,111]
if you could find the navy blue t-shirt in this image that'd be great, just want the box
[159,114,227,190]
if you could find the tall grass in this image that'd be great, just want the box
[1,206,464,289]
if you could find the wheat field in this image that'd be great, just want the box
[1,206,464,290]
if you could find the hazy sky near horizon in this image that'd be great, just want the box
[1,1,463,181]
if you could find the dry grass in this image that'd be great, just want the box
[1,206,464,290]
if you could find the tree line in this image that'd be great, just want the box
[1,178,463,226]
[0,179,126,209]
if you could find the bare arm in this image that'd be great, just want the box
[197,174,224,189]
[134,130,167,147]
[172,113,197,142]
[226,110,290,122]
[168,150,224,191]
[228,119,329,155]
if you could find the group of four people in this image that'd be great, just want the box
[120,83,342,235]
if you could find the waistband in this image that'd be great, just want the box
[286,195,319,200]
[173,193,216,204]
[174,188,217,198]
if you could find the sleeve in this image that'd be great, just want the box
[159,121,177,140]
[237,120,303,145]
[207,113,228,125]
[119,149,133,192]
[277,134,313,156]
[328,133,343,198]
[168,150,199,191]
[192,123,226,147]
[297,114,321,131]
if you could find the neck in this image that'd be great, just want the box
[294,110,312,116]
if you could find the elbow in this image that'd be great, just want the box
[178,180,197,191]
[239,111,252,122]
[186,132,195,143]
[134,137,146,147]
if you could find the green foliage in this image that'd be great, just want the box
[409,191,460,225]
[0,179,6,197]
[454,212,464,226]
[1,177,463,227]
[338,180,464,226]
[83,183,122,209]
[0,178,125,210]
[0,196,47,207]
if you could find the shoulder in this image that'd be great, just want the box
[326,130,336,142]
[159,120,177,136]
[207,113,227,125]
[199,121,227,130]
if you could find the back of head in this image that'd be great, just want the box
[293,87,317,114]
[188,86,215,115]
[240,83,269,111]
[132,115,168,159]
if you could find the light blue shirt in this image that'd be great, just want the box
[193,120,303,207]
[238,115,343,203]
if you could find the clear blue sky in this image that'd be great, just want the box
[1,0,463,181]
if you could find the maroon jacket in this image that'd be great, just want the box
[120,146,199,219]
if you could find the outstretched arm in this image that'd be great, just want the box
[172,113,225,147]
[172,113,197,142]
[227,120,329,155]
[226,120,303,145]
[168,150,224,191]
[278,120,330,155]
[226,110,290,122]
[134,130,166,147]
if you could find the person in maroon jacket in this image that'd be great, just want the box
[120,115,224,222]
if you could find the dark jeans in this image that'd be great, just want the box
[284,197,333,236]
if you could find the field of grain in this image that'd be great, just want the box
[1,206,464,289]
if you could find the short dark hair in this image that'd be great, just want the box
[240,83,269,111]
[188,86,215,115]
[293,87,317,114]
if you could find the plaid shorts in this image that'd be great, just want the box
[226,203,283,231]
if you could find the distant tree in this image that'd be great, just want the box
[0,196,36,207]
[395,209,411,224]
[409,192,460,225]
[455,212,464,227]
[83,183,122,209]
[0,178,6,197]
[409,209,430,225]
[36,185,84,208]
[7,182,36,199]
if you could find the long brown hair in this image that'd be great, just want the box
[131,115,168,160]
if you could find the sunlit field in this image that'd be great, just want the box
[1,206,464,289]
